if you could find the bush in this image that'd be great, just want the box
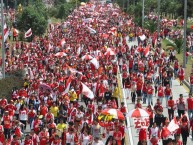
[0,69,25,100]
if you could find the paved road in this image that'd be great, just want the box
[122,38,193,144]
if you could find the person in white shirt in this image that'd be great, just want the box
[91,137,104,145]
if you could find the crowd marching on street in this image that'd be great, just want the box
[0,2,193,145]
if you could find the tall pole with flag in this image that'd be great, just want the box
[142,0,145,28]
[1,0,5,78]
[157,0,161,39]
[183,0,187,68]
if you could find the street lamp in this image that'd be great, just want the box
[183,0,187,68]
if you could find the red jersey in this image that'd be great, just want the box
[40,105,48,116]
[39,131,49,145]
[24,139,33,145]
[187,97,193,110]
[120,106,126,114]
[0,133,5,144]
[0,99,7,109]
[5,104,16,116]
[10,140,20,145]
[190,76,193,85]
[165,88,171,96]
[158,86,164,97]
[2,115,11,129]
[113,131,122,145]
[51,139,61,145]
[147,86,153,95]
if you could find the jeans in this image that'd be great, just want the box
[142,92,147,104]
[188,109,193,119]
[158,97,164,104]
[147,94,153,105]
[165,95,170,107]
[190,85,193,94]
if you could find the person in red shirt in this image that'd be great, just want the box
[157,84,165,104]
[154,99,163,113]
[4,100,17,118]
[164,84,172,107]
[10,135,21,145]
[178,65,185,85]
[118,121,125,145]
[31,116,42,133]
[138,128,147,143]
[30,129,40,145]
[28,106,37,128]
[113,127,122,145]
[39,102,48,116]
[135,99,142,109]
[168,97,175,121]
[136,78,143,100]
[1,111,11,139]
[24,134,33,145]
[0,128,5,145]
[150,135,158,145]
[51,134,61,145]
[119,102,127,126]
[186,94,193,119]
[189,73,193,94]
[39,127,49,145]
[0,96,7,115]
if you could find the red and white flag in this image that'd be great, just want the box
[167,117,179,133]
[144,45,150,57]
[25,28,32,38]
[90,58,99,69]
[81,82,94,99]
[4,23,9,41]
[63,75,73,95]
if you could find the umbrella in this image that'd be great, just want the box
[55,52,67,57]
[81,54,93,60]
[104,50,116,56]
[39,83,52,92]
[101,108,125,120]
[127,108,149,118]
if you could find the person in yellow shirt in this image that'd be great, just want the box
[69,89,78,103]
[112,84,119,107]
[56,119,67,137]
[50,102,59,122]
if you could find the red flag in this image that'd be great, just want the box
[25,28,32,38]
[144,45,150,57]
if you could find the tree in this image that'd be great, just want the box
[16,3,48,37]
[56,1,79,20]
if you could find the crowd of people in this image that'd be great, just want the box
[0,2,193,145]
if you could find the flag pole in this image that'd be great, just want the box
[1,0,5,78]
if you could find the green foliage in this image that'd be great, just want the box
[0,69,24,99]
[16,3,48,37]
[166,38,183,54]
[56,2,76,20]
[144,19,157,33]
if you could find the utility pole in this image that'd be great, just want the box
[142,0,145,28]
[183,0,187,68]
[1,0,5,78]
[157,0,161,39]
